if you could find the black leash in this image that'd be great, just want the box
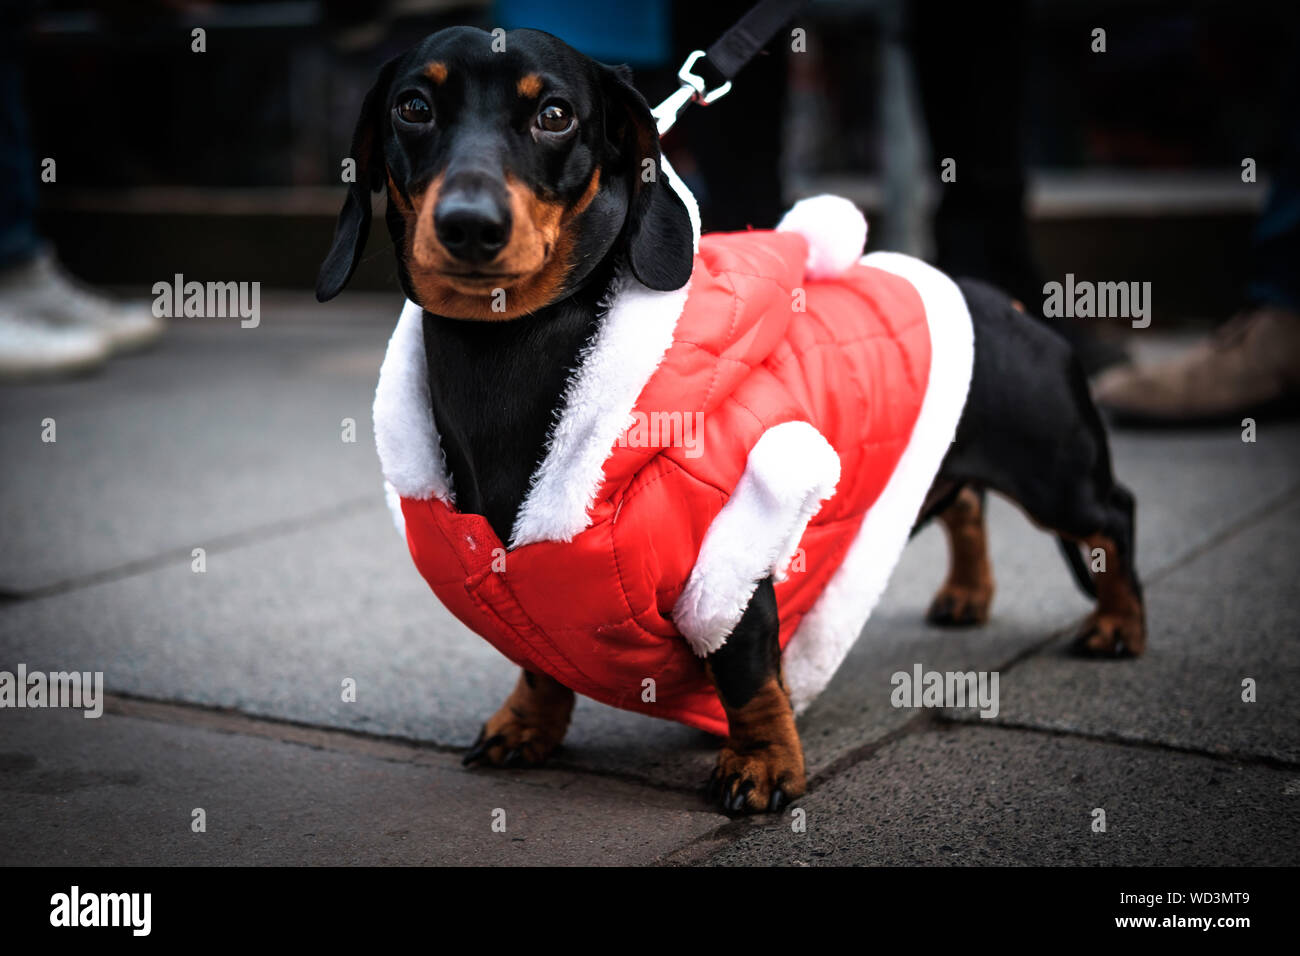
[652,0,812,134]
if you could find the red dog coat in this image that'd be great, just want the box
[373,192,974,736]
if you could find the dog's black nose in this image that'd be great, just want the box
[434,191,511,265]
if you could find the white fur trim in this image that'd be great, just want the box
[383,480,406,536]
[371,279,687,547]
[672,422,841,657]
[508,273,690,547]
[373,298,453,504]
[783,252,974,713]
[777,195,868,280]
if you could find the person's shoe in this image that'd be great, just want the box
[1093,306,1300,424]
[0,251,165,354]
[0,310,112,381]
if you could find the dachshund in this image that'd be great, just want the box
[317,26,1145,814]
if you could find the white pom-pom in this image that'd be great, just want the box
[776,195,868,280]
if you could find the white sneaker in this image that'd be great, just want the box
[0,251,165,353]
[0,310,112,381]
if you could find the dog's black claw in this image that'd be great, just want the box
[503,747,526,768]
[928,601,984,629]
[462,732,505,766]
[719,772,741,808]
[768,787,788,813]
[461,728,486,766]
[927,599,953,625]
[1073,622,1139,657]
[1069,628,1097,656]
[728,780,756,813]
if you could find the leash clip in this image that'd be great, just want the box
[652,50,733,135]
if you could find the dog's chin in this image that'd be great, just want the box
[409,255,565,321]
[441,272,526,296]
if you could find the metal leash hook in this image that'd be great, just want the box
[651,50,733,136]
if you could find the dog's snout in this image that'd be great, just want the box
[434,190,511,264]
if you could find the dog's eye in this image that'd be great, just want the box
[536,102,574,135]
[395,95,432,125]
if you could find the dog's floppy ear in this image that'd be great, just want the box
[316,57,400,302]
[599,64,694,291]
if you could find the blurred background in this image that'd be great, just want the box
[13,0,1297,322]
[3,1,1299,867]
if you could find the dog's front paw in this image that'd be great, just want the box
[926,583,992,627]
[707,745,806,815]
[462,670,574,768]
[1070,609,1147,657]
[462,708,565,768]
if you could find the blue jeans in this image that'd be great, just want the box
[1247,57,1300,312]
[0,5,39,270]
[493,0,671,67]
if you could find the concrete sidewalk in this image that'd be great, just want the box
[2,293,1297,865]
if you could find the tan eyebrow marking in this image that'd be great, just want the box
[517,74,543,98]
[424,62,448,84]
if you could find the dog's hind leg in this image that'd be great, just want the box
[942,277,1146,656]
[926,486,996,626]
[1064,482,1146,656]
[1026,360,1146,656]
[705,576,806,814]
[960,412,1146,656]
[974,406,1145,656]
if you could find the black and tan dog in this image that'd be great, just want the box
[317,27,1145,814]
